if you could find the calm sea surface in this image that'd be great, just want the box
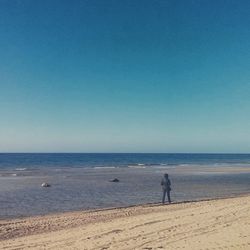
[0,153,250,218]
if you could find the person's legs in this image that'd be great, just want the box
[167,190,171,203]
[162,189,166,204]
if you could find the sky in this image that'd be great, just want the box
[0,0,250,153]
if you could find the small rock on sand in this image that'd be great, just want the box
[109,178,120,182]
[41,183,51,187]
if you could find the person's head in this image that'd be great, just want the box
[164,173,169,178]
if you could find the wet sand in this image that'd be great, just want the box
[1,195,250,249]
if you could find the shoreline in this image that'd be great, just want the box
[1,192,250,222]
[1,194,250,249]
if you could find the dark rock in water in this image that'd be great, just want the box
[41,182,51,187]
[110,178,120,182]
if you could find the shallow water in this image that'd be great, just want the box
[0,153,250,218]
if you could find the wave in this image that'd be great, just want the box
[128,165,146,169]
[0,173,18,177]
[94,166,116,169]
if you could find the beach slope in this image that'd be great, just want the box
[1,195,250,250]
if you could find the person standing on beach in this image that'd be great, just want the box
[161,173,171,204]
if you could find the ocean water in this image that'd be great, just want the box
[0,153,250,218]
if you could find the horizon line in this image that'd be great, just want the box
[0,152,250,154]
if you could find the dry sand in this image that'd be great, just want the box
[1,195,250,250]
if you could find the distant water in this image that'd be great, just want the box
[0,153,250,218]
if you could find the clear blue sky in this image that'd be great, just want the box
[1,0,250,153]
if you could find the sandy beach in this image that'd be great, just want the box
[1,195,250,250]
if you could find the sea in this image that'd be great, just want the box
[0,153,250,218]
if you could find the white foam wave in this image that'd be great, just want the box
[94,166,116,169]
[128,165,146,169]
